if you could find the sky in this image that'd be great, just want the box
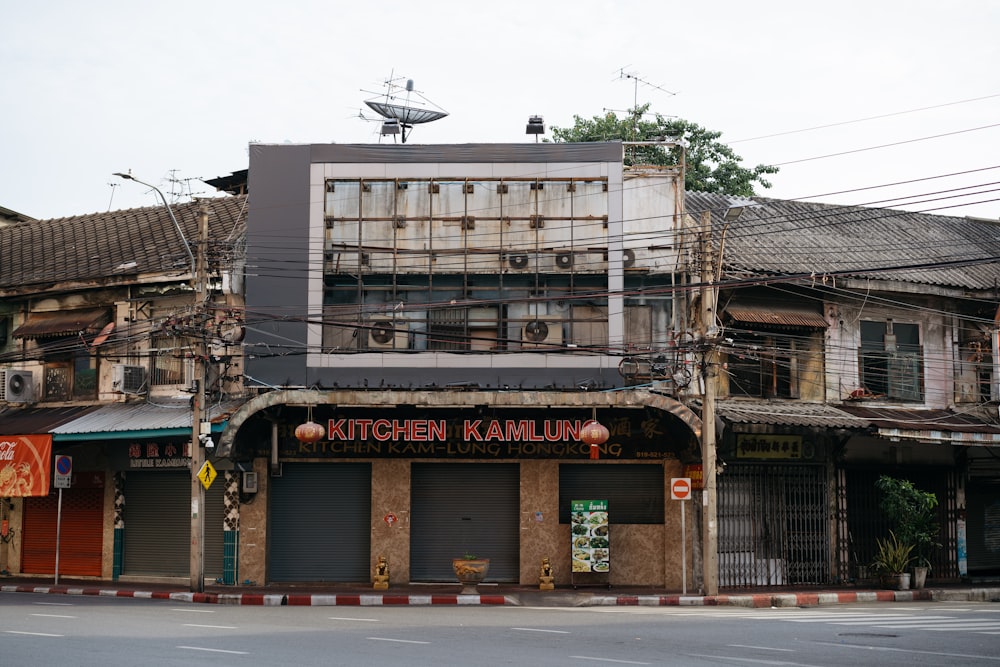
[3,1,999,221]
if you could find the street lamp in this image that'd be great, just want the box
[114,171,207,594]
[113,172,195,277]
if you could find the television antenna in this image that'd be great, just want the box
[360,73,449,143]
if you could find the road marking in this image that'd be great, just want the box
[5,630,63,637]
[329,616,380,622]
[182,624,239,629]
[689,654,823,666]
[32,602,73,606]
[570,656,650,665]
[30,613,76,619]
[171,608,215,613]
[728,644,795,652]
[513,627,571,634]
[367,637,430,644]
[178,646,249,655]
[816,640,1000,661]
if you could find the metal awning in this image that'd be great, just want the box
[0,406,102,435]
[11,308,112,339]
[838,405,1000,445]
[50,400,237,441]
[723,306,829,329]
[715,401,867,429]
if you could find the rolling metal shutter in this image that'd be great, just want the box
[268,463,372,582]
[410,463,519,582]
[21,487,103,576]
[123,471,225,578]
[966,479,1000,575]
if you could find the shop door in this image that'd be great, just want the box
[966,478,1000,576]
[21,486,104,576]
[410,463,519,582]
[123,471,225,578]
[268,463,372,582]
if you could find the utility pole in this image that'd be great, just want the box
[698,210,719,596]
[189,204,209,593]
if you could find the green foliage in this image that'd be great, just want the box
[550,104,779,197]
[875,475,940,569]
[871,530,915,574]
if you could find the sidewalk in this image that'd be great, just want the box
[3,576,1000,608]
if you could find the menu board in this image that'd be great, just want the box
[571,499,609,573]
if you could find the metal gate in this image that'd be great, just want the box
[718,463,829,588]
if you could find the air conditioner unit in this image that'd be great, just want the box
[3,370,35,403]
[554,251,575,270]
[622,248,636,268]
[113,364,148,395]
[506,253,531,271]
[368,318,409,349]
[522,321,563,349]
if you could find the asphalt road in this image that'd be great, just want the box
[2,594,999,666]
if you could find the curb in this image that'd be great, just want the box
[586,590,934,607]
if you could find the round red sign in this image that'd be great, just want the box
[671,477,691,500]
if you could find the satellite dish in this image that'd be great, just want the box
[361,73,448,144]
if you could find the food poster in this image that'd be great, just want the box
[571,499,609,573]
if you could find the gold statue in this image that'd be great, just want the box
[539,557,554,590]
[373,555,389,590]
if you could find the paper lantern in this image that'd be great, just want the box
[294,420,325,444]
[580,419,609,460]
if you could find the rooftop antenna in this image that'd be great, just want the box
[614,67,678,142]
[360,73,449,144]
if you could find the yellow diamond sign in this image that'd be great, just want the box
[197,460,217,490]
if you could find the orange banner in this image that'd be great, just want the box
[0,435,52,497]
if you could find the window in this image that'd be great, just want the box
[150,334,190,386]
[859,320,922,401]
[558,464,664,524]
[727,333,799,398]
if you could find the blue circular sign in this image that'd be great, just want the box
[55,455,72,476]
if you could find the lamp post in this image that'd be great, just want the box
[114,172,207,593]
[697,204,745,597]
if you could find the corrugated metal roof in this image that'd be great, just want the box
[686,191,1000,291]
[715,401,868,429]
[11,308,111,339]
[723,306,829,329]
[50,400,240,436]
[0,406,101,435]
[837,405,1000,434]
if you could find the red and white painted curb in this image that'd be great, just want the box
[588,589,935,607]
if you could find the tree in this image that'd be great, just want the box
[550,104,779,197]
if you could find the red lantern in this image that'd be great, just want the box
[294,420,325,444]
[580,419,609,460]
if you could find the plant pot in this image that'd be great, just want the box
[912,566,928,590]
[452,558,490,594]
[882,572,910,590]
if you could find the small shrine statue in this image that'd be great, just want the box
[538,557,555,590]
[373,555,390,590]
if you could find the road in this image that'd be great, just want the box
[2,594,1000,666]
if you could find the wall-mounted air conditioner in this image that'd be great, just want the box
[113,364,148,395]
[522,320,563,349]
[505,252,532,271]
[2,370,35,403]
[368,318,409,349]
[554,251,575,270]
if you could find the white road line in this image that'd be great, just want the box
[32,601,73,606]
[29,613,76,619]
[569,656,651,665]
[816,640,1000,661]
[367,637,430,644]
[5,630,63,637]
[512,627,571,634]
[329,616,380,622]
[171,608,215,613]
[728,644,795,652]
[177,646,249,655]
[182,624,239,629]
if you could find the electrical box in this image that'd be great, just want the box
[242,471,258,494]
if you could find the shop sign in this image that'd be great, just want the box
[124,441,191,469]
[0,435,52,497]
[279,412,680,461]
[571,500,609,574]
[736,434,802,459]
[683,463,703,490]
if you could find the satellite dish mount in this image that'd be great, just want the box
[362,74,449,144]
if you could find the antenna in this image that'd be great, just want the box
[614,67,678,143]
[360,72,449,144]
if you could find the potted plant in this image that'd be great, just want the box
[875,475,940,589]
[452,553,490,594]
[871,530,914,590]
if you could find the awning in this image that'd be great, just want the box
[838,405,1000,445]
[50,400,237,441]
[723,306,829,329]
[715,400,867,429]
[0,405,102,435]
[12,308,112,339]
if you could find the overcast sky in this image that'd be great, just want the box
[3,1,998,221]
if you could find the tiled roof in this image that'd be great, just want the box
[685,192,1000,291]
[0,196,247,293]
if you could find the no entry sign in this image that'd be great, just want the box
[670,477,692,501]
